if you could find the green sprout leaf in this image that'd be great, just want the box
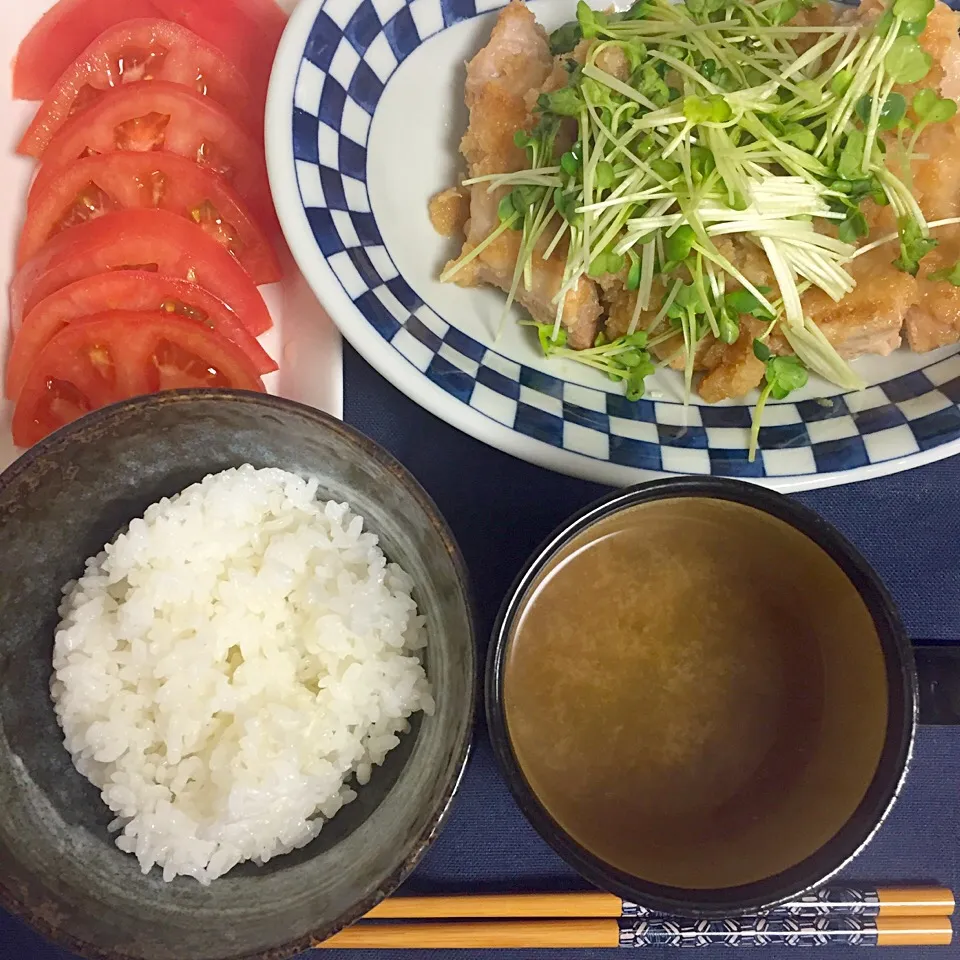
[876,6,927,37]
[509,185,543,219]
[622,0,653,20]
[683,96,713,124]
[749,347,808,461]
[549,21,582,55]
[620,40,647,73]
[560,150,580,176]
[717,310,740,344]
[588,249,625,277]
[837,129,866,180]
[537,86,585,117]
[582,77,623,115]
[913,88,958,124]
[664,225,696,264]
[685,0,727,19]
[856,93,907,131]
[553,187,582,227]
[690,145,717,182]
[595,160,616,191]
[532,322,653,401]
[928,261,960,285]
[838,208,869,244]
[625,358,656,400]
[831,70,853,97]
[727,288,775,320]
[893,215,938,275]
[893,0,934,22]
[666,283,704,320]
[766,355,809,399]
[537,323,567,355]
[513,130,535,150]
[650,158,682,181]
[634,64,670,106]
[782,123,817,150]
[884,36,932,84]
[577,0,607,38]
[770,0,801,24]
[683,94,732,124]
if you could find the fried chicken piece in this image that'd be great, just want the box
[699,319,768,403]
[446,1,603,348]
[896,1,960,351]
[803,245,918,358]
[429,188,469,237]
[459,1,552,178]
[905,231,960,351]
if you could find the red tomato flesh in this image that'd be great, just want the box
[20,152,281,284]
[18,19,255,158]
[30,82,273,227]
[12,311,265,448]
[227,0,288,41]
[8,270,277,400]
[10,209,273,336]
[12,0,162,101]
[151,0,286,97]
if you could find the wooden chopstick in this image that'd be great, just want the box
[316,915,954,949]
[364,886,956,920]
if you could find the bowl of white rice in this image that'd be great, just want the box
[0,390,475,960]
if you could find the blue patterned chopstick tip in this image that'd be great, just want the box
[621,887,882,920]
[618,916,883,947]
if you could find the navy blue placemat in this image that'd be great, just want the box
[3,347,959,960]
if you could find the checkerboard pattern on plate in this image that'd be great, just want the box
[288,0,960,478]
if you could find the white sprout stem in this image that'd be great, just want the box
[542,219,569,261]
[782,318,866,391]
[582,62,659,111]
[440,214,518,283]
[638,239,656,312]
[462,170,563,188]
[853,217,960,258]
[759,236,803,329]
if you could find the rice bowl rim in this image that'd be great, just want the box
[0,388,477,960]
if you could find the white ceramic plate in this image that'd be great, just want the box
[266,0,960,492]
[0,0,342,474]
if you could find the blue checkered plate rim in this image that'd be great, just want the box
[265,0,960,492]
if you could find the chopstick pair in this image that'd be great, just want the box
[316,886,955,949]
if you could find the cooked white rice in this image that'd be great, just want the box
[50,464,433,884]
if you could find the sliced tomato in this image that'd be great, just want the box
[20,152,281,284]
[12,0,162,101]
[10,209,273,336]
[18,19,255,158]
[12,311,265,448]
[8,271,277,400]
[151,0,285,96]
[30,82,273,226]
[227,0,288,40]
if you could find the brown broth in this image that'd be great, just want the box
[504,497,888,890]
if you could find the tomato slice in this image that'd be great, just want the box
[8,270,277,400]
[12,312,265,448]
[12,0,162,101]
[227,0,288,40]
[18,19,255,158]
[11,209,273,336]
[30,81,273,227]
[151,0,286,97]
[20,152,281,284]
